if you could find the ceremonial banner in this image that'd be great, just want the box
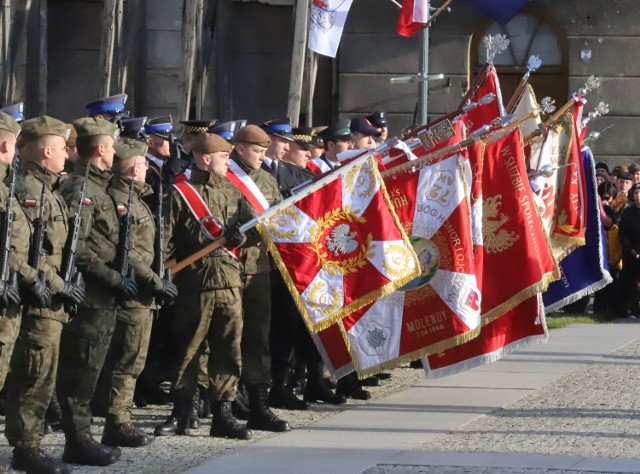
[424,294,547,377]
[459,64,505,134]
[479,128,558,321]
[260,154,420,332]
[308,0,354,58]
[339,151,481,377]
[312,325,354,379]
[397,0,430,38]
[543,147,612,311]
[464,0,528,25]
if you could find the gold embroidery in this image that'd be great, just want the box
[482,194,519,254]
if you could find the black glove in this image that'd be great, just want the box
[29,276,52,308]
[156,278,178,302]
[0,276,20,308]
[61,281,86,305]
[224,222,246,248]
[116,275,138,300]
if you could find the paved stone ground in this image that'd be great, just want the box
[364,336,640,474]
[0,367,426,473]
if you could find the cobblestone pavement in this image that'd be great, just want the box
[364,337,640,474]
[0,367,426,473]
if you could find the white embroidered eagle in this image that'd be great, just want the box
[326,223,358,256]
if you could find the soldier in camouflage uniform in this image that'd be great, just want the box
[57,117,136,467]
[92,138,178,448]
[5,115,86,474]
[0,112,25,390]
[159,131,257,440]
[230,125,290,432]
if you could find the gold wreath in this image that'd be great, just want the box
[345,162,376,199]
[306,280,342,314]
[264,207,301,240]
[382,243,416,279]
[308,207,373,277]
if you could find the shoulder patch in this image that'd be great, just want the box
[23,198,37,207]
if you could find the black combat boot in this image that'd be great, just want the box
[62,437,121,467]
[246,384,290,432]
[336,372,371,400]
[210,400,252,440]
[232,383,250,420]
[12,446,71,474]
[360,376,381,387]
[153,402,190,436]
[269,384,310,410]
[375,372,392,381]
[102,421,155,447]
[189,390,200,429]
[303,362,346,405]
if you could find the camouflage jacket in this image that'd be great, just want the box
[164,168,258,291]
[60,160,120,310]
[108,175,163,310]
[230,155,282,275]
[16,161,70,322]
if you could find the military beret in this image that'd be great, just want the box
[21,115,70,142]
[114,137,148,162]
[0,112,21,135]
[191,132,233,154]
[73,117,119,140]
[66,124,77,147]
[233,125,271,148]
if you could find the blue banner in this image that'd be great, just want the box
[464,0,529,25]
[542,148,612,311]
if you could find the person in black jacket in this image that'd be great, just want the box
[618,183,640,316]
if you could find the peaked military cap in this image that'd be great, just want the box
[181,119,217,135]
[21,115,70,142]
[144,115,173,138]
[320,119,353,142]
[0,102,24,123]
[365,111,388,127]
[0,112,21,135]
[260,118,294,142]
[291,127,315,146]
[192,132,233,154]
[235,119,248,130]
[114,137,148,162]
[209,120,239,140]
[233,125,271,148]
[120,116,148,140]
[73,117,119,140]
[350,117,382,137]
[85,93,128,117]
[312,126,327,147]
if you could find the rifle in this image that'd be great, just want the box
[152,169,171,288]
[28,183,48,297]
[60,165,90,314]
[115,180,136,291]
[0,168,19,312]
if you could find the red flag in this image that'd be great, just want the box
[459,64,504,134]
[259,154,420,332]
[397,0,430,37]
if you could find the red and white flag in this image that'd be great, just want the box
[259,153,420,332]
[339,150,481,377]
[459,64,505,134]
[308,0,355,58]
[397,0,430,37]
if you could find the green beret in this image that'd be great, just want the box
[73,117,119,140]
[20,115,70,142]
[0,112,20,136]
[114,138,148,162]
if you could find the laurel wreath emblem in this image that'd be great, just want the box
[264,207,301,240]
[306,280,342,313]
[345,162,376,199]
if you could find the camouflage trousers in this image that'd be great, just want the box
[5,315,63,448]
[241,272,272,385]
[93,308,153,426]
[0,306,22,390]
[57,308,117,443]
[172,287,243,405]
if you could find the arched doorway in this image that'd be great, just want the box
[470,8,569,108]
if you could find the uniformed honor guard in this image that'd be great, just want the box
[350,117,382,150]
[366,111,388,145]
[159,131,257,440]
[57,117,133,467]
[93,138,178,448]
[229,125,290,432]
[0,112,25,390]
[143,115,173,195]
[120,116,148,141]
[271,127,315,196]
[6,115,86,474]
[309,126,326,159]
[307,120,354,175]
[259,118,294,181]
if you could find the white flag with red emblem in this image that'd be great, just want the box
[259,153,420,333]
[308,0,355,58]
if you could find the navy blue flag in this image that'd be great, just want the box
[542,147,612,311]
[465,0,529,25]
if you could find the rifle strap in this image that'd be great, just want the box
[172,181,239,260]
